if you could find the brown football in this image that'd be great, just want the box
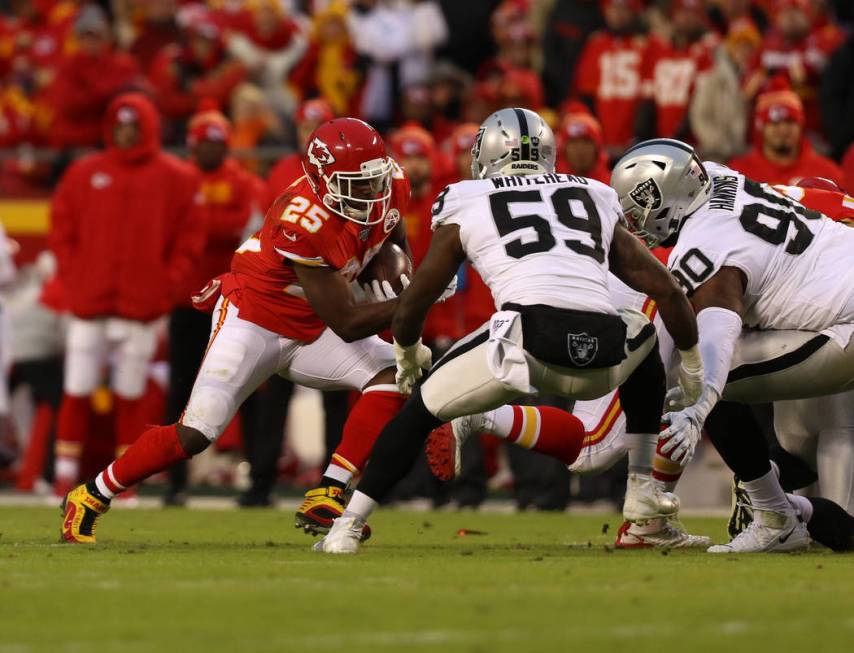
[357,242,413,294]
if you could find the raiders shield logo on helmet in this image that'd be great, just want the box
[307,137,335,169]
[567,333,598,367]
[629,178,663,211]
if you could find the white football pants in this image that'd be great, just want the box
[180,298,395,441]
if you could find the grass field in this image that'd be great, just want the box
[1,506,852,653]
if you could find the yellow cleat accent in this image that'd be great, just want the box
[60,484,110,544]
[294,486,371,541]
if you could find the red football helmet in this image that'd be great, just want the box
[794,176,843,193]
[301,118,393,225]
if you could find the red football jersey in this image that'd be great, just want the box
[221,170,410,342]
[641,34,716,138]
[774,185,854,225]
[574,32,648,148]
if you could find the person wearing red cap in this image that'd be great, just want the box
[757,0,844,134]
[557,110,611,183]
[266,97,335,208]
[729,89,843,185]
[49,92,202,496]
[162,108,262,505]
[147,5,246,139]
[636,0,717,140]
[574,0,649,156]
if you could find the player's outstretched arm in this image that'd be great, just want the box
[392,224,466,346]
[294,262,399,342]
[609,224,698,351]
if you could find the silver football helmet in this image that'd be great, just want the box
[611,139,712,246]
[471,107,556,179]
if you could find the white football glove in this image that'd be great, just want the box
[362,274,410,303]
[435,275,457,303]
[665,345,704,411]
[659,386,718,467]
[393,338,432,395]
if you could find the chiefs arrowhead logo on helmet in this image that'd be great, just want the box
[307,137,336,170]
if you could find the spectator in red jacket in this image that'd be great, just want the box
[45,5,142,148]
[757,0,844,133]
[266,97,334,207]
[49,92,202,496]
[148,4,246,140]
[128,0,182,74]
[163,107,260,505]
[556,109,611,183]
[224,0,308,117]
[574,0,648,157]
[728,88,844,185]
[637,0,717,140]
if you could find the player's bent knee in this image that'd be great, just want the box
[181,385,236,442]
[363,366,396,390]
[176,423,211,457]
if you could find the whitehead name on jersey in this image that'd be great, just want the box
[668,162,854,331]
[431,173,622,315]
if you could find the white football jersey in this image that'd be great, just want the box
[668,162,854,331]
[431,173,622,315]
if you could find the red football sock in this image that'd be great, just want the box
[501,405,585,466]
[55,394,91,484]
[653,437,683,492]
[95,424,189,497]
[328,386,406,477]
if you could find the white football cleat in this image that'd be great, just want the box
[707,508,809,553]
[312,517,366,554]
[425,413,486,481]
[622,472,680,522]
[615,517,712,549]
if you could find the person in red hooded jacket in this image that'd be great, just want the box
[728,88,844,185]
[163,107,261,505]
[49,92,202,496]
[45,4,142,149]
[556,109,611,184]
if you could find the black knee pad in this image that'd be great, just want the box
[619,339,665,434]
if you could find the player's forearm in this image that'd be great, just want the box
[652,284,698,352]
[332,299,399,342]
[696,307,742,397]
[390,296,429,347]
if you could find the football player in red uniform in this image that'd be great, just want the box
[637,0,717,140]
[573,0,648,156]
[60,118,436,544]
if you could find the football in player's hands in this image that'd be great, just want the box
[357,242,413,295]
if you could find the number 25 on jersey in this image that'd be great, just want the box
[280,196,331,234]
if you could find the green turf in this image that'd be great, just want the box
[0,507,851,653]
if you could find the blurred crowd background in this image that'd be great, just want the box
[1,0,853,510]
